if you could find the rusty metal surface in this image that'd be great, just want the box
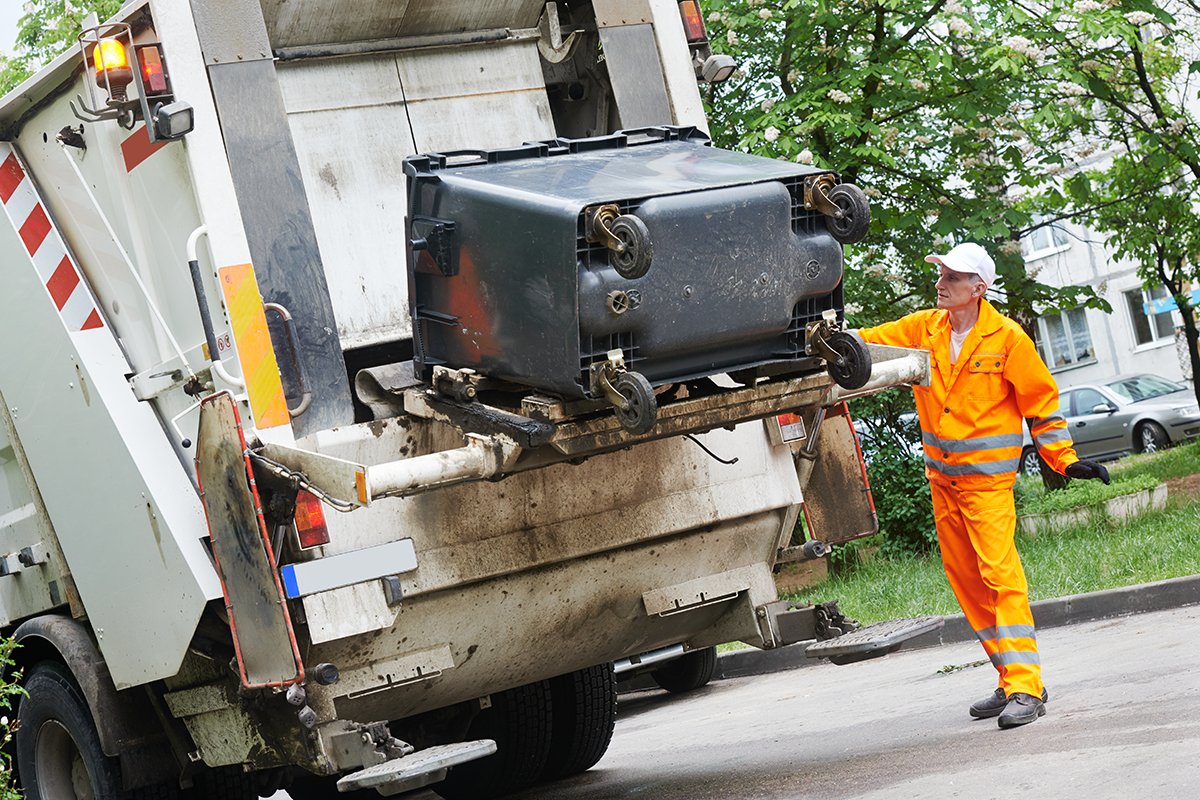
[196,394,301,687]
[799,405,879,546]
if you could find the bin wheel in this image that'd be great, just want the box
[826,184,871,244]
[609,215,653,280]
[825,332,872,390]
[613,371,657,435]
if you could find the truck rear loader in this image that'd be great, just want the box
[0,1,937,798]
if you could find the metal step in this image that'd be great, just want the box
[336,740,497,796]
[805,615,944,665]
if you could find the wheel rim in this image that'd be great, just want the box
[1141,428,1158,452]
[1023,451,1040,475]
[35,720,96,800]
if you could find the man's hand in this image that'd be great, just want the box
[1065,460,1111,485]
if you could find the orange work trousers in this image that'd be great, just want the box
[930,482,1042,698]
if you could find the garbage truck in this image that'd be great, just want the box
[0,1,938,798]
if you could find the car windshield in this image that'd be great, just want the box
[1105,375,1187,403]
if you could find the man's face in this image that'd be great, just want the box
[935,266,983,312]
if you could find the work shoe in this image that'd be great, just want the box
[997,692,1046,728]
[969,687,1049,719]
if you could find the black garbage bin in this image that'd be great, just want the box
[404,126,864,433]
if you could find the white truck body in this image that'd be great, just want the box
[0,1,933,797]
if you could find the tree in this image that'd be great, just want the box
[1,0,122,95]
[700,0,1111,336]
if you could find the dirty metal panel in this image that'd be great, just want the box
[801,404,878,546]
[597,24,672,127]
[338,741,497,794]
[642,564,766,616]
[303,581,398,643]
[260,0,545,49]
[594,0,654,27]
[276,42,554,350]
[335,643,456,701]
[196,393,302,687]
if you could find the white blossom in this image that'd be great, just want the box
[1125,10,1155,25]
[759,9,773,20]
[844,302,863,314]
[975,127,995,140]
[947,17,971,35]
[999,240,1023,255]
[943,0,964,13]
[764,126,780,142]
[1003,35,1042,59]
[863,186,883,198]
[1073,0,1103,12]
[910,79,928,92]
[1079,60,1103,72]
[761,98,776,112]
[727,30,739,47]
[828,89,852,103]
[951,125,969,136]
[1058,81,1087,96]
[937,196,951,205]
[708,11,722,23]
[787,69,801,84]
[914,135,933,145]
[881,126,900,147]
[797,149,814,164]
[1170,119,1187,135]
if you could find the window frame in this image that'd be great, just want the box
[1033,307,1097,372]
[1123,285,1177,348]
[1021,219,1071,261]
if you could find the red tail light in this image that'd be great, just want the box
[294,490,330,549]
[138,46,168,94]
[678,1,707,42]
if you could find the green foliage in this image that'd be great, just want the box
[700,0,1111,330]
[848,393,936,556]
[1014,473,1161,516]
[0,637,24,800]
[1,0,123,95]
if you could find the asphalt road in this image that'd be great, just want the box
[511,605,1200,800]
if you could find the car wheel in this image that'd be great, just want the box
[1135,421,1169,454]
[1019,446,1041,477]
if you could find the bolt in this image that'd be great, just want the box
[759,272,769,284]
[757,607,767,618]
[683,285,693,297]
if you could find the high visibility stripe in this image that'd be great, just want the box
[1028,412,1065,428]
[0,144,104,332]
[218,263,290,430]
[922,431,1025,453]
[978,624,1037,642]
[925,456,1022,477]
[993,650,1041,667]
[1033,427,1073,447]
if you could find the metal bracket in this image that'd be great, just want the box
[804,309,844,364]
[803,173,840,217]
[431,365,480,403]
[588,349,630,410]
[584,204,625,254]
[537,2,583,64]
[263,303,313,418]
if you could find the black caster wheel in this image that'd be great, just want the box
[613,371,657,435]
[826,184,871,244]
[826,331,872,390]
[610,215,653,279]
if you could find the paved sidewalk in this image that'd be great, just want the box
[714,572,1200,680]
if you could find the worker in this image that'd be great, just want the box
[856,242,1110,728]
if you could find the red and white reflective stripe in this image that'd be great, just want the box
[0,143,103,331]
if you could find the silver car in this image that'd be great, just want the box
[1020,373,1200,475]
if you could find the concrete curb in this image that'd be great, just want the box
[715,573,1200,680]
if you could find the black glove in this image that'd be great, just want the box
[1065,460,1111,485]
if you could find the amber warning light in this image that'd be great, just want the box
[294,490,331,549]
[138,45,168,95]
[678,1,707,42]
[94,37,134,102]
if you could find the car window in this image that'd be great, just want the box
[1105,375,1186,403]
[1058,391,1072,416]
[1074,388,1109,414]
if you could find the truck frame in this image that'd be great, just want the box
[0,2,935,798]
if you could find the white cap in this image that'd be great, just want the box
[925,242,996,288]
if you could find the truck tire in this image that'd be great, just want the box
[540,664,617,781]
[16,661,122,800]
[434,680,554,800]
[651,646,717,694]
[189,765,256,800]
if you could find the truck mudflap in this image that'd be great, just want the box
[337,740,497,796]
[805,615,945,666]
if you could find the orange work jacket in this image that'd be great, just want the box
[858,299,1078,490]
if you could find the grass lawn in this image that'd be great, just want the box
[781,440,1200,625]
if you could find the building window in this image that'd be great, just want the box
[1022,218,1070,259]
[1034,307,1095,368]
[1124,286,1175,346]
